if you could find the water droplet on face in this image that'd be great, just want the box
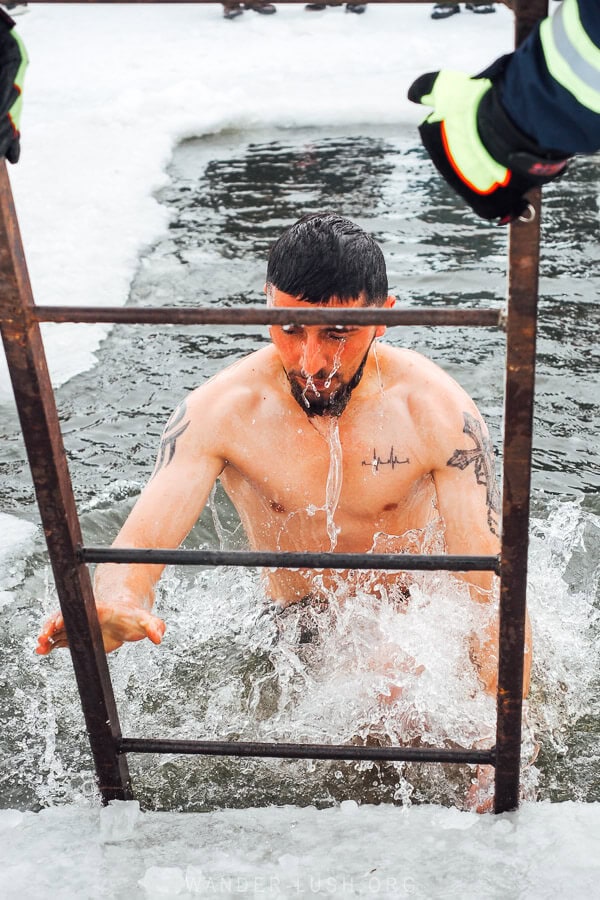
[301,373,320,404]
[322,341,346,390]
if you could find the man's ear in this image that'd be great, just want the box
[375,295,396,338]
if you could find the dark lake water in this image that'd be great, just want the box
[1,125,598,812]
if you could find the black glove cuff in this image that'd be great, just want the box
[477,82,570,182]
[0,9,16,30]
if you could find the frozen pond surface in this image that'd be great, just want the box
[1,4,599,897]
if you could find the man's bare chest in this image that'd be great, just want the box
[221,405,431,525]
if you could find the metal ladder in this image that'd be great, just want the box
[0,0,546,814]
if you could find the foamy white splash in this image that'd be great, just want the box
[73,499,592,812]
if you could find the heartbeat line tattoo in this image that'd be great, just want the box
[446,412,501,537]
[362,447,410,473]
[151,400,190,479]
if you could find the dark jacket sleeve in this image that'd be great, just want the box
[498,0,600,155]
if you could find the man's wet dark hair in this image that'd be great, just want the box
[266,212,388,306]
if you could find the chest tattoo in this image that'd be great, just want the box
[446,411,500,536]
[362,446,410,473]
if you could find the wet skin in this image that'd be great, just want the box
[36,287,533,813]
[36,287,531,705]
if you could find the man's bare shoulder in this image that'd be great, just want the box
[380,345,470,400]
[379,344,485,458]
[176,346,287,444]
[186,346,279,410]
[153,347,280,466]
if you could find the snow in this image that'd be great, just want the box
[3,4,599,896]
[2,799,600,899]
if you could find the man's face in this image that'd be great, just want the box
[267,288,394,418]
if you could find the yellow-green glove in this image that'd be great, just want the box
[0,9,28,164]
[408,64,570,224]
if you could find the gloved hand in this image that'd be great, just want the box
[0,9,28,164]
[408,63,570,225]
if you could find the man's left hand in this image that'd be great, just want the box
[0,10,28,163]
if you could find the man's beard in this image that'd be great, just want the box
[286,344,372,418]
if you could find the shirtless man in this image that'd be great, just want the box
[36,212,531,703]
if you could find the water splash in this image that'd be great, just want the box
[299,338,346,405]
[3,500,599,811]
[208,484,230,547]
[277,417,345,553]
[117,499,600,810]
[372,341,384,396]
[323,418,343,550]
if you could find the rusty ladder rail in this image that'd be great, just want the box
[0,0,545,814]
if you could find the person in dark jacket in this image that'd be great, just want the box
[410,0,600,223]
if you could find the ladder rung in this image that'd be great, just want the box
[80,546,501,573]
[118,737,496,765]
[33,305,504,328]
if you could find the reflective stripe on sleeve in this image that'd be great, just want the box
[540,0,600,113]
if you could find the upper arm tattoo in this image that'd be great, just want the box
[446,412,500,537]
[151,400,190,479]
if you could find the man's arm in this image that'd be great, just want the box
[430,400,531,698]
[36,395,226,655]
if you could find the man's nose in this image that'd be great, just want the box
[301,333,328,376]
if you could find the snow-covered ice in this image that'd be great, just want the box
[2,800,600,899]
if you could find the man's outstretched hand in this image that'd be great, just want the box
[408,67,570,225]
[36,601,166,655]
[0,10,27,163]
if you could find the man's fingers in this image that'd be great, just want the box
[35,636,53,655]
[144,616,166,645]
[41,611,64,634]
[35,631,68,654]
[36,612,67,654]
